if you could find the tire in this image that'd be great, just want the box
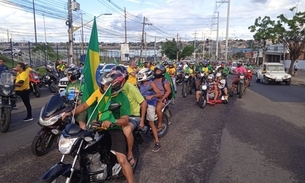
[285,79,291,85]
[31,133,56,156]
[156,114,169,138]
[49,83,58,93]
[34,84,41,98]
[0,108,11,133]
[198,92,207,109]
[239,83,243,99]
[255,74,260,83]
[182,83,187,98]
[263,76,268,85]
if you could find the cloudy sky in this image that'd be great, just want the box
[0,0,303,43]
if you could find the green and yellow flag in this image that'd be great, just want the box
[82,17,100,121]
[137,59,143,68]
[113,58,118,65]
[164,72,176,99]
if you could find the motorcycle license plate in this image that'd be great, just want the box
[276,79,282,82]
[185,76,189,79]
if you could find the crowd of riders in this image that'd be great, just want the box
[41,57,254,183]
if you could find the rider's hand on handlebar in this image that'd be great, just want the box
[62,112,72,120]
[101,120,113,129]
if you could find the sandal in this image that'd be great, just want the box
[157,126,163,132]
[128,157,135,167]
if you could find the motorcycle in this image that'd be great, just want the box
[41,103,141,183]
[181,73,194,98]
[229,73,245,99]
[137,99,171,138]
[39,65,59,93]
[175,70,183,86]
[247,69,253,86]
[31,93,74,156]
[29,69,41,98]
[0,71,16,133]
[198,81,228,108]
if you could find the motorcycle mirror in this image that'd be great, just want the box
[108,103,121,111]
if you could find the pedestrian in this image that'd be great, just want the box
[14,62,33,122]
[0,59,9,74]
[294,60,299,75]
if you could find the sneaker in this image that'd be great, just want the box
[23,117,33,122]
[194,101,199,105]
[152,142,161,152]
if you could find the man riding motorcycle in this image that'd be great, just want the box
[63,70,134,183]
[231,61,248,93]
[167,61,177,93]
[111,65,148,165]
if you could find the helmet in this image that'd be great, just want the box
[237,61,242,67]
[216,72,222,78]
[99,70,125,96]
[203,62,208,67]
[199,61,203,65]
[67,67,80,81]
[136,68,154,82]
[163,61,168,66]
[111,65,128,80]
[154,64,166,78]
[168,61,174,68]
[189,61,195,65]
[246,62,250,66]
[69,63,78,69]
[208,74,214,80]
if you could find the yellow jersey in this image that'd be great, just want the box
[15,71,30,91]
[167,67,176,77]
[127,67,137,86]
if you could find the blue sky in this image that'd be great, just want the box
[0,0,303,43]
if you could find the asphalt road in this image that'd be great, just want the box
[0,80,305,183]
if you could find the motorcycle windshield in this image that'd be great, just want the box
[43,95,65,117]
[0,72,14,86]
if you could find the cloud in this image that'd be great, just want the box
[125,0,140,3]
[250,0,268,3]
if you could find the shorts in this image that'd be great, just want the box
[208,93,214,99]
[146,105,156,121]
[75,111,87,123]
[109,130,127,155]
[129,116,140,129]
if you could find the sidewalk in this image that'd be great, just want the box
[292,69,305,86]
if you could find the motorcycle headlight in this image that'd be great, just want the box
[34,76,39,79]
[39,109,64,126]
[200,73,204,77]
[45,75,50,80]
[2,88,11,96]
[239,75,245,80]
[185,75,189,79]
[58,135,77,155]
[202,85,207,90]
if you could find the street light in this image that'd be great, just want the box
[73,13,112,55]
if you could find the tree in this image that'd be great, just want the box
[161,39,178,60]
[249,8,305,74]
[180,45,194,60]
[248,16,276,63]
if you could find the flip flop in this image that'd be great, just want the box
[128,157,135,167]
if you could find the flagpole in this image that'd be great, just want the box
[86,84,112,127]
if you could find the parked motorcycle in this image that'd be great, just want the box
[39,65,59,93]
[0,71,16,133]
[29,70,41,98]
[41,103,141,183]
[31,94,73,156]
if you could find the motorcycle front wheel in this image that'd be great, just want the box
[239,83,243,99]
[198,92,207,109]
[155,114,169,138]
[34,84,41,98]
[0,107,11,133]
[31,133,56,156]
[182,83,187,98]
[48,83,58,93]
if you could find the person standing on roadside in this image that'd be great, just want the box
[14,62,33,122]
[294,60,299,75]
[0,59,8,74]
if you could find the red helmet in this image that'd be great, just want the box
[100,70,125,96]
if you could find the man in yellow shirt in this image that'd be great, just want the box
[15,62,33,122]
[126,61,138,86]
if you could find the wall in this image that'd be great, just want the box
[282,60,305,70]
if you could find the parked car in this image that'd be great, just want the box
[229,62,237,74]
[0,48,23,56]
[255,63,291,85]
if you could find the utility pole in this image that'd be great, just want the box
[154,36,156,62]
[67,0,73,64]
[176,33,179,61]
[144,32,147,60]
[139,17,152,61]
[124,7,127,44]
[81,13,84,55]
[32,0,37,43]
[7,29,9,42]
[193,31,198,60]
[216,11,219,60]
[202,33,205,59]
[43,14,47,43]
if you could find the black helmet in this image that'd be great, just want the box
[99,70,126,96]
[67,68,80,81]
[154,64,166,78]
[237,61,242,67]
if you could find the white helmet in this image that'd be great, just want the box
[208,74,214,80]
[136,68,153,82]
[216,72,222,77]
